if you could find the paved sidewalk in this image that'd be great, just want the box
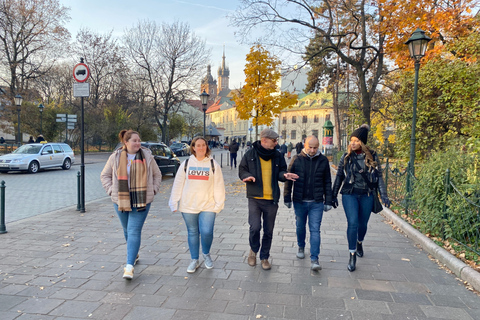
[1,160,480,319]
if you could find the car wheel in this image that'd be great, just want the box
[62,158,71,170]
[173,164,179,177]
[28,161,39,174]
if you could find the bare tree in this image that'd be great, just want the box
[232,0,386,126]
[72,29,127,110]
[0,0,70,97]
[123,20,210,143]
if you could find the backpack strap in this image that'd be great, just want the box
[183,158,215,174]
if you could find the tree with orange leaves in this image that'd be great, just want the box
[380,0,479,68]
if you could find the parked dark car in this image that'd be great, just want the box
[142,142,180,176]
[170,142,190,156]
[115,142,180,176]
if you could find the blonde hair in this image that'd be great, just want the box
[345,140,377,169]
[190,137,211,157]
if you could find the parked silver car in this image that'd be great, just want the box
[0,143,75,174]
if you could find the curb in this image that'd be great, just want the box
[381,207,480,292]
[331,164,480,292]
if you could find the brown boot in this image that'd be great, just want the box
[248,249,257,266]
[261,259,271,270]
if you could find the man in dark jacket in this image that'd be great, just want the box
[295,140,303,155]
[229,140,240,168]
[239,129,298,270]
[284,136,333,271]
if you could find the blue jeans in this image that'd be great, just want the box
[230,153,237,167]
[182,211,216,259]
[293,202,324,261]
[342,193,373,251]
[114,203,151,265]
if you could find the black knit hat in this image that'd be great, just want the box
[351,124,369,145]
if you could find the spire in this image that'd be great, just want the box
[222,44,226,69]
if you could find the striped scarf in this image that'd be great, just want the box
[117,148,147,212]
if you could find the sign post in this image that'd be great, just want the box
[73,58,90,213]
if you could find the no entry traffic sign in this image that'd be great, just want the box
[73,63,90,82]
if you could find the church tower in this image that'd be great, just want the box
[217,46,230,97]
[201,64,217,100]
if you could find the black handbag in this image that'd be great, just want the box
[372,188,383,214]
[351,156,383,214]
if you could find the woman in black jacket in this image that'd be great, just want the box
[332,124,391,272]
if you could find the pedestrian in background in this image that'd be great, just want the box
[35,135,45,143]
[229,139,240,168]
[239,129,298,270]
[27,136,35,144]
[332,124,391,272]
[280,141,287,158]
[287,142,293,159]
[295,140,303,155]
[100,130,162,280]
[169,137,225,273]
[284,136,333,271]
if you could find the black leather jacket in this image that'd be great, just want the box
[332,150,388,199]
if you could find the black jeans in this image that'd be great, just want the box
[248,198,279,260]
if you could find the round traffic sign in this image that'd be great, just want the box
[73,63,90,82]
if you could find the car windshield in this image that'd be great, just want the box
[13,145,42,154]
[171,143,182,148]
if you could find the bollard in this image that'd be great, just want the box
[220,153,223,168]
[0,180,6,234]
[77,171,81,211]
[226,152,229,166]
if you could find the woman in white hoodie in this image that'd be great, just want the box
[169,137,225,273]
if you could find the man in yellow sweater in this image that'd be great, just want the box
[238,129,299,270]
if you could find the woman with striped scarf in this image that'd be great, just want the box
[101,130,162,280]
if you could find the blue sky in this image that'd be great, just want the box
[60,0,250,89]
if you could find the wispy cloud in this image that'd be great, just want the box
[172,0,233,13]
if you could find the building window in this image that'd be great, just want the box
[312,129,319,137]
[282,117,286,124]
[281,130,286,139]
[291,130,296,140]
[302,115,308,123]
[325,114,331,121]
[292,116,296,124]
[314,115,319,123]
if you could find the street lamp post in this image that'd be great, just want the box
[14,94,23,145]
[200,90,210,137]
[405,28,431,177]
[38,103,45,135]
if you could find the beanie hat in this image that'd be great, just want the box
[351,124,369,145]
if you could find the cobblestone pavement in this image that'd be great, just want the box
[0,150,479,319]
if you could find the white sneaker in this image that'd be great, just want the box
[203,254,214,269]
[123,265,134,280]
[187,259,200,273]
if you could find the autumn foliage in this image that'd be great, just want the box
[233,45,297,127]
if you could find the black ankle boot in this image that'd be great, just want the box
[347,252,356,272]
[356,241,364,257]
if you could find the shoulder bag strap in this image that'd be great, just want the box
[351,156,377,190]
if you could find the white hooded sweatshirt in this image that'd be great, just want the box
[169,155,225,214]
